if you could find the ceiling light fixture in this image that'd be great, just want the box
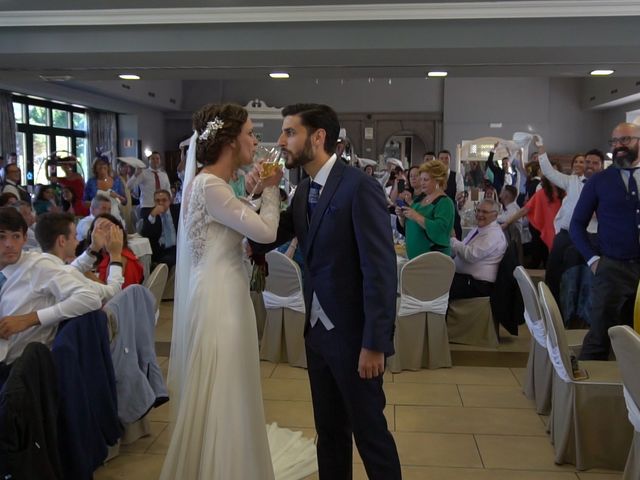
[590,69,614,76]
[269,72,290,79]
[119,74,141,80]
[427,71,448,78]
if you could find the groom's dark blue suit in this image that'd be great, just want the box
[253,159,401,479]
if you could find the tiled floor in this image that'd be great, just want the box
[93,303,623,480]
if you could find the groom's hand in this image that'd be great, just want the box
[358,348,385,379]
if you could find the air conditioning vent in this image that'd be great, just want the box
[39,75,72,82]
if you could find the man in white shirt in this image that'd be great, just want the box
[126,151,171,216]
[537,138,604,301]
[35,212,125,303]
[0,208,102,365]
[76,195,111,241]
[449,198,507,299]
[497,185,523,238]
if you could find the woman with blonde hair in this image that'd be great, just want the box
[396,160,455,259]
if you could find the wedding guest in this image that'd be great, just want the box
[570,154,586,176]
[33,185,60,216]
[141,189,179,268]
[438,149,464,239]
[83,157,127,223]
[11,201,38,251]
[364,165,375,176]
[85,213,143,287]
[486,142,510,193]
[0,207,101,365]
[449,198,507,299]
[395,160,455,259]
[1,163,30,203]
[116,160,136,233]
[497,185,522,237]
[53,158,88,216]
[36,213,124,303]
[76,195,112,241]
[0,192,18,207]
[126,151,171,218]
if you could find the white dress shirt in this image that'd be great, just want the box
[309,154,337,331]
[497,201,523,238]
[539,153,598,234]
[0,251,102,364]
[450,220,507,283]
[69,251,124,302]
[127,168,171,208]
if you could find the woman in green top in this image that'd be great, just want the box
[396,160,455,259]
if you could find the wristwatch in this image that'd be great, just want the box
[87,247,101,257]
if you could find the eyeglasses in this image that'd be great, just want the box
[475,208,497,215]
[608,136,640,146]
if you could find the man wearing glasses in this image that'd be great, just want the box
[449,198,507,299]
[570,122,640,360]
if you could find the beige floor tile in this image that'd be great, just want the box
[264,400,316,428]
[272,363,309,380]
[395,405,547,435]
[384,382,462,406]
[458,384,535,409]
[401,466,578,479]
[261,378,313,401]
[511,367,528,386]
[145,423,172,455]
[576,473,623,479]
[146,400,171,422]
[94,453,165,480]
[154,319,173,343]
[261,360,277,378]
[385,405,395,431]
[393,366,519,386]
[476,434,576,471]
[119,421,168,454]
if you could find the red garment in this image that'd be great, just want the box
[58,176,89,216]
[525,188,562,250]
[97,247,143,288]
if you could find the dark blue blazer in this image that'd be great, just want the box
[255,160,397,354]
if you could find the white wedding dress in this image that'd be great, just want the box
[159,173,316,480]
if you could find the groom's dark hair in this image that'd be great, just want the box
[281,103,340,155]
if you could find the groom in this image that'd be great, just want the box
[249,104,401,479]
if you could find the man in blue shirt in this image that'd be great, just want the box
[570,122,640,360]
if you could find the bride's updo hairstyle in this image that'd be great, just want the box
[192,103,248,166]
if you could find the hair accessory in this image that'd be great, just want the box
[198,117,224,142]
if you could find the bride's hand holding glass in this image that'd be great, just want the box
[245,146,284,205]
[259,162,283,189]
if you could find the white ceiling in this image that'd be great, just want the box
[0,2,639,83]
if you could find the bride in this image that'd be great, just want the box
[160,103,316,480]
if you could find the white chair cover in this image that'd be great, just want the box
[260,251,307,367]
[143,263,169,323]
[514,267,546,347]
[538,282,573,383]
[389,252,454,371]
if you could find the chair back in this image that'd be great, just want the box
[401,251,454,300]
[513,266,546,347]
[609,325,640,431]
[538,281,574,382]
[143,263,169,313]
[263,251,305,313]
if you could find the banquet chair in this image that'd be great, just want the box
[260,251,307,368]
[514,267,587,415]
[143,263,169,323]
[447,297,498,348]
[162,265,175,300]
[539,282,633,470]
[609,325,640,480]
[388,252,454,372]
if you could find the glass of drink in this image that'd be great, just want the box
[245,146,284,207]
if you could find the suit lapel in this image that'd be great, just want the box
[305,161,345,255]
[294,178,310,244]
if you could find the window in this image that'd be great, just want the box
[13,95,89,185]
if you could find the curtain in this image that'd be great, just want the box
[0,91,17,158]
[88,110,117,172]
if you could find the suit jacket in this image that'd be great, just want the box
[141,204,180,259]
[253,160,397,354]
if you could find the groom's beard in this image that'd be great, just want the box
[283,137,314,170]
[612,146,639,168]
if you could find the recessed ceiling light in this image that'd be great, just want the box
[427,71,448,77]
[269,72,290,79]
[590,69,614,76]
[119,74,141,80]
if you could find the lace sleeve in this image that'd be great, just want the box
[203,176,280,243]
